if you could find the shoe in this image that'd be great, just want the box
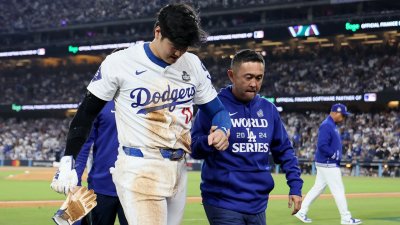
[341,218,362,225]
[294,212,312,223]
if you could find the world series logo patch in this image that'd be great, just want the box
[182,71,191,81]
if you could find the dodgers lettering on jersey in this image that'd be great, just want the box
[87,42,217,152]
[130,84,196,114]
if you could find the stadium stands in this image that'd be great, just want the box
[1,44,398,104]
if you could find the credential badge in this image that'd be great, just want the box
[182,71,191,82]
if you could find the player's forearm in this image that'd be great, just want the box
[64,92,106,159]
[198,97,232,133]
[75,129,96,181]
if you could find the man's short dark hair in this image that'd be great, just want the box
[231,49,265,70]
[156,3,207,49]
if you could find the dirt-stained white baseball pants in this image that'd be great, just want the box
[298,166,352,221]
[111,148,187,225]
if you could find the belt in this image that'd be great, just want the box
[122,146,185,161]
[315,162,338,168]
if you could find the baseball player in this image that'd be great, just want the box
[50,3,231,225]
[294,103,362,225]
[73,101,128,225]
[191,49,303,225]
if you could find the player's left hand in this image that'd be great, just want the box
[51,156,79,195]
[288,195,302,215]
[208,126,230,151]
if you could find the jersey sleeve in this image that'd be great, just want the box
[87,56,119,101]
[191,56,218,105]
[190,109,215,159]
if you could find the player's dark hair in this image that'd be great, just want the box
[231,49,265,69]
[155,3,207,49]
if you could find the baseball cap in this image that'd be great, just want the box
[331,103,351,116]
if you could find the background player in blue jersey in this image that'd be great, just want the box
[294,103,362,225]
[73,101,128,225]
[191,49,303,225]
[51,4,231,225]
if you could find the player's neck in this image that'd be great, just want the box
[149,41,161,59]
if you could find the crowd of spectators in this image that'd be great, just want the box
[1,0,397,35]
[207,44,400,95]
[0,117,68,161]
[0,0,298,33]
[1,44,399,105]
[0,64,95,104]
[1,111,398,169]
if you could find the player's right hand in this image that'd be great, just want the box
[51,156,78,195]
[208,126,230,151]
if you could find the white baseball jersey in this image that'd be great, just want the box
[87,42,217,152]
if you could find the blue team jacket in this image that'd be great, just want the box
[315,116,342,167]
[75,101,119,196]
[191,86,303,214]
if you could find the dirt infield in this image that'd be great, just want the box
[1,167,400,208]
[3,166,87,181]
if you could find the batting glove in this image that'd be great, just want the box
[51,156,78,195]
[52,186,97,225]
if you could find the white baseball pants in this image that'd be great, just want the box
[111,149,187,225]
[298,166,352,221]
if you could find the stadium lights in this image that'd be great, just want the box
[321,43,334,47]
[261,41,283,46]
[388,101,399,108]
[347,34,377,40]
[362,40,383,44]
[301,37,329,43]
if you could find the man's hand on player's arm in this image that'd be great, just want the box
[288,195,302,215]
[208,126,230,151]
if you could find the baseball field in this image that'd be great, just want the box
[0,167,399,225]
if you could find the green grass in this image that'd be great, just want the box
[1,169,399,225]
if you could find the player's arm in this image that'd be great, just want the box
[197,97,231,151]
[65,92,106,158]
[51,92,106,194]
[75,125,96,186]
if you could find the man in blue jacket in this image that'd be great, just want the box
[294,103,362,225]
[74,101,128,225]
[191,49,303,225]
